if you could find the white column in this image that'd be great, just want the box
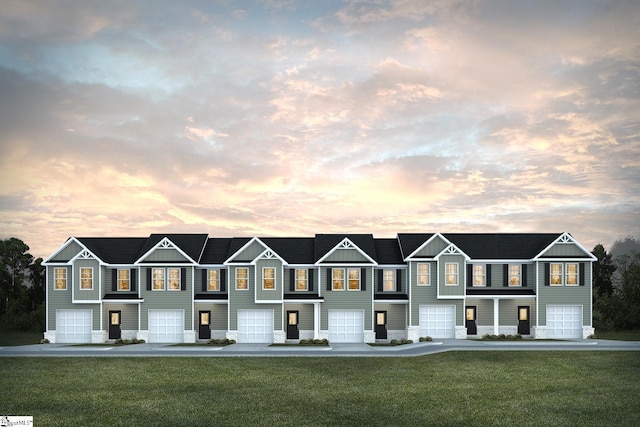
[493,298,500,335]
[313,302,320,339]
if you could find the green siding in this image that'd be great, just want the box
[194,303,228,331]
[499,299,536,326]
[414,236,448,257]
[47,266,73,329]
[537,262,592,326]
[438,255,465,297]
[50,241,82,262]
[284,303,314,330]
[255,259,282,301]
[319,267,373,330]
[465,299,494,325]
[409,262,437,326]
[141,248,188,263]
[74,259,101,301]
[323,248,368,263]
[283,268,317,294]
[139,267,193,329]
[541,242,586,257]
[231,240,265,261]
[228,266,283,330]
[374,304,407,330]
[102,304,138,330]
[484,264,534,287]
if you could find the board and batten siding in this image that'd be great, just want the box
[232,240,264,261]
[323,248,369,263]
[409,261,437,326]
[73,258,101,301]
[255,258,283,301]
[140,248,189,263]
[438,255,465,297]
[414,236,448,257]
[319,266,373,330]
[49,241,82,262]
[102,304,138,331]
[537,262,592,326]
[47,266,72,329]
[540,243,586,258]
[228,266,283,330]
[139,266,193,330]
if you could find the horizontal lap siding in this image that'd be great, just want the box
[499,299,536,326]
[229,267,283,330]
[374,304,407,330]
[139,267,193,329]
[465,299,494,325]
[47,266,73,329]
[102,304,138,330]
[537,262,592,326]
[319,267,372,330]
[74,259,101,301]
[255,259,282,301]
[284,303,314,330]
[193,303,228,331]
[438,255,465,297]
[410,262,437,326]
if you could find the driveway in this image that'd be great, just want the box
[1,339,639,357]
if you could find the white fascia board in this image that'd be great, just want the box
[315,237,377,264]
[224,237,265,264]
[374,300,408,305]
[193,299,229,304]
[433,243,470,261]
[135,237,197,265]
[198,264,226,268]
[469,259,533,264]
[44,237,92,265]
[69,246,105,265]
[251,246,287,265]
[315,262,378,267]
[376,265,409,269]
[403,233,443,261]
[436,295,466,300]
[255,300,283,304]
[465,294,536,300]
[533,232,597,261]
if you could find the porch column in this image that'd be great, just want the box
[313,302,320,339]
[493,298,500,335]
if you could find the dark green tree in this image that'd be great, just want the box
[592,244,616,297]
[0,238,34,316]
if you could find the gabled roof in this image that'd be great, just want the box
[314,234,377,263]
[76,237,148,264]
[374,238,404,265]
[443,233,560,260]
[397,233,436,259]
[200,238,233,264]
[136,234,209,263]
[260,238,316,264]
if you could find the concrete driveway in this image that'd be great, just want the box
[1,339,639,357]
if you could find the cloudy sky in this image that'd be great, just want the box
[1,0,639,259]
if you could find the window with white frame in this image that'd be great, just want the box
[167,268,181,291]
[208,270,219,291]
[508,265,521,287]
[118,269,130,291]
[445,263,458,286]
[236,268,249,290]
[80,267,93,290]
[295,269,308,291]
[152,268,165,290]
[550,263,563,286]
[473,265,485,287]
[332,269,345,291]
[54,268,67,290]
[566,263,579,286]
[383,270,396,291]
[417,263,430,286]
[348,268,360,291]
[263,267,275,290]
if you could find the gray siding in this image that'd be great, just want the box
[374,304,407,330]
[409,261,437,326]
[438,255,465,297]
[141,248,188,263]
[284,303,314,330]
[323,248,368,262]
[541,243,586,257]
[255,259,283,301]
[194,303,228,331]
[73,259,101,301]
[102,304,138,330]
[415,236,448,257]
[499,299,536,326]
[228,266,283,330]
[484,263,534,288]
[50,241,82,262]
[139,267,193,329]
[283,268,317,294]
[319,267,373,330]
[47,266,72,329]
[231,240,264,261]
[465,299,494,325]
[537,262,592,326]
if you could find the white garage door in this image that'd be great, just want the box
[238,310,274,343]
[547,306,582,339]
[148,310,184,343]
[56,310,92,343]
[419,305,456,339]
[328,311,364,343]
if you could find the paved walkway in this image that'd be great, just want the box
[1,339,639,357]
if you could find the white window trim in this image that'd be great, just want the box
[445,263,458,286]
[80,267,93,290]
[550,263,563,286]
[295,269,308,291]
[417,263,430,286]
[472,264,486,287]
[167,268,181,291]
[332,268,345,291]
[151,268,165,291]
[208,270,219,291]
[236,267,249,290]
[54,267,67,290]
[118,269,130,291]
[262,267,276,290]
[383,270,396,292]
[508,264,521,287]
[347,268,361,291]
[566,263,579,286]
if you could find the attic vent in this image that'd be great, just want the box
[443,245,461,255]
[159,240,174,249]
[78,250,94,259]
[338,239,355,249]
[558,234,572,244]
[261,250,277,259]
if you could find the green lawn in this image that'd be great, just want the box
[1,352,638,426]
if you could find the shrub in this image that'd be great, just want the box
[299,338,329,345]
[207,338,236,345]
[40,338,49,344]
[419,336,433,342]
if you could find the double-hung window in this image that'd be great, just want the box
[417,263,430,286]
[332,269,345,291]
[80,267,93,290]
[167,268,181,291]
[295,269,308,291]
[550,263,563,286]
[508,265,521,287]
[473,265,485,287]
[263,267,275,290]
[445,263,458,286]
[383,270,396,291]
[566,263,579,286]
[348,268,360,291]
[236,268,249,290]
[54,268,67,290]
[118,269,130,291]
[208,270,219,291]
[152,268,165,290]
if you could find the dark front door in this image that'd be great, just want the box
[465,306,477,335]
[518,306,530,335]
[199,311,211,340]
[375,311,387,340]
[287,311,299,340]
[109,311,121,340]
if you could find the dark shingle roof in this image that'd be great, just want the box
[314,234,377,262]
[374,239,404,265]
[397,233,435,259]
[76,237,148,264]
[137,234,209,262]
[443,233,561,259]
[200,238,233,264]
[260,238,316,264]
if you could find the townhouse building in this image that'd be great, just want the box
[43,232,596,344]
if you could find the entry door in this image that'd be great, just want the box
[518,306,530,335]
[465,306,477,335]
[287,311,299,340]
[375,311,387,339]
[109,311,121,340]
[199,311,211,340]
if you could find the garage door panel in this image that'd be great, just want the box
[419,306,455,339]
[56,310,92,343]
[238,310,273,343]
[329,311,364,343]
[547,306,582,339]
[149,310,184,343]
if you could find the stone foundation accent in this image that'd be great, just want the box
[407,326,420,342]
[273,330,286,344]
[92,331,106,343]
[455,326,467,339]
[225,330,238,342]
[364,330,376,343]
[43,331,56,343]
[183,330,196,343]
[583,327,595,339]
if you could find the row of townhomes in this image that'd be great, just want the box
[43,232,596,344]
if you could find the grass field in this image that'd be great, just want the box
[1,352,638,426]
